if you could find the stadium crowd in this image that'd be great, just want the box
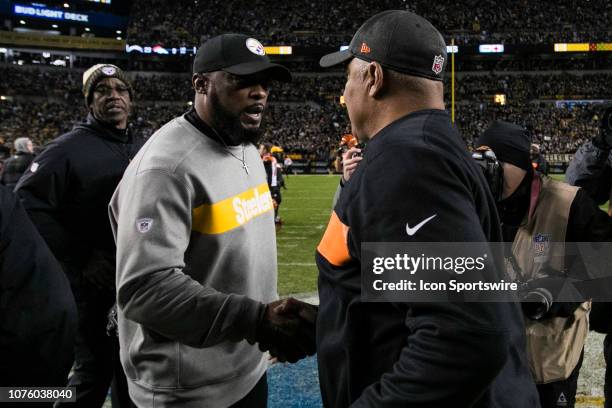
[0,65,608,159]
[3,65,611,103]
[0,100,600,161]
[126,0,611,47]
[456,102,600,153]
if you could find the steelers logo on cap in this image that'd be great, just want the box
[101,66,117,76]
[246,38,265,56]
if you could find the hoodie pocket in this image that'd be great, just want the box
[126,325,180,388]
[178,340,261,387]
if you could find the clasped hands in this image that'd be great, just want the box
[252,297,317,363]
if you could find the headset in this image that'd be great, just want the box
[472,146,504,202]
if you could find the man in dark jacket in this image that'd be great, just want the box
[566,105,612,408]
[317,10,539,408]
[0,137,34,189]
[0,185,76,404]
[566,106,612,212]
[477,120,612,408]
[15,64,144,408]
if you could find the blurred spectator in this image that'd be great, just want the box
[0,137,10,161]
[0,137,35,189]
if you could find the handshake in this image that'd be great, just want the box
[249,298,318,363]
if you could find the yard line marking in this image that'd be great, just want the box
[282,225,324,229]
[283,208,331,211]
[278,262,317,266]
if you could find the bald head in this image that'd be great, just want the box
[342,58,445,141]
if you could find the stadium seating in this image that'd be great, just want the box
[126,0,611,46]
[0,63,607,158]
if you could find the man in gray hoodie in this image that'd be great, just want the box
[109,34,316,407]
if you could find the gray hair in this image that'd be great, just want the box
[14,137,31,153]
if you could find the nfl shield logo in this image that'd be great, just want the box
[136,218,154,234]
[432,55,444,75]
[533,233,551,255]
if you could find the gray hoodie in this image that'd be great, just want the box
[109,115,277,407]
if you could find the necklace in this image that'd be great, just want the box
[209,127,249,175]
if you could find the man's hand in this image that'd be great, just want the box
[82,249,115,290]
[254,298,317,363]
[342,147,362,183]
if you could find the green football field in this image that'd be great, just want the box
[277,173,609,295]
[276,175,340,295]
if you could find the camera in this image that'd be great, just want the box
[519,285,553,320]
[472,146,504,201]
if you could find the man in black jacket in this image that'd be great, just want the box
[15,64,144,408]
[477,120,612,408]
[0,137,34,189]
[0,185,76,405]
[566,106,612,213]
[316,10,539,408]
[566,106,612,407]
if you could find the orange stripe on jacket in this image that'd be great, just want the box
[317,211,351,266]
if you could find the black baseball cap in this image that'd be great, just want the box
[320,10,447,81]
[193,34,292,82]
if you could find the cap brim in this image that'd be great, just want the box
[319,49,352,68]
[224,61,292,83]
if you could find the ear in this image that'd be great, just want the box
[366,62,384,98]
[192,74,208,94]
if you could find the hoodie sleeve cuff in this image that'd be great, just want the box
[235,295,266,344]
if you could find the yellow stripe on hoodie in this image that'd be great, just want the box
[192,183,274,234]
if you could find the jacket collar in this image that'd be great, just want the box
[74,113,130,143]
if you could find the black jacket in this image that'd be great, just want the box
[565,140,612,333]
[316,110,539,408]
[566,141,612,205]
[0,186,76,386]
[15,114,145,279]
[0,152,34,189]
